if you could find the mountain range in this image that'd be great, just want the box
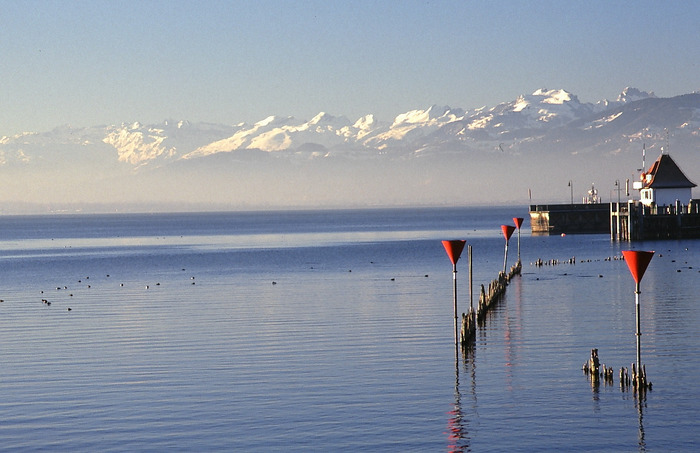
[1,87,698,213]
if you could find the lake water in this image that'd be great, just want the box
[0,207,698,451]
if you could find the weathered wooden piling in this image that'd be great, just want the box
[460,245,476,346]
[582,351,652,391]
[619,366,631,387]
[628,363,650,391]
[582,348,600,377]
[460,308,476,344]
[602,364,614,383]
[477,284,486,322]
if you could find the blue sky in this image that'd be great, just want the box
[2,0,698,137]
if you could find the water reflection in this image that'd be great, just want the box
[587,367,647,451]
[635,391,647,452]
[503,274,524,391]
[446,345,477,452]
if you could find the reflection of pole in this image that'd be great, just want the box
[635,281,642,379]
[453,264,458,346]
[636,391,646,449]
[447,344,466,451]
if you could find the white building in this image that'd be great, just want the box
[636,153,696,207]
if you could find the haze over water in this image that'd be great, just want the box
[0,207,698,451]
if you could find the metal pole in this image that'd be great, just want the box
[616,180,621,241]
[635,281,642,379]
[468,245,473,313]
[517,228,521,262]
[453,264,458,345]
[569,181,573,204]
[617,202,621,241]
[502,241,509,274]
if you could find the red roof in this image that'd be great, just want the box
[644,154,696,189]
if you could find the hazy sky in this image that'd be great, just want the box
[2,0,698,137]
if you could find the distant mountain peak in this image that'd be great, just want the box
[353,114,376,129]
[254,115,282,128]
[532,88,577,104]
[391,105,463,127]
[309,112,333,124]
[617,87,655,103]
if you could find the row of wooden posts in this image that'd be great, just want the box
[460,260,523,345]
[443,217,524,349]
[583,348,651,391]
[443,220,657,391]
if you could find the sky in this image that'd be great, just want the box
[1,0,699,138]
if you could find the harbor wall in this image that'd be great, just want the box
[529,203,609,234]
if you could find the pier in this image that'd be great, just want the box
[531,153,698,240]
[529,203,609,235]
[610,199,700,240]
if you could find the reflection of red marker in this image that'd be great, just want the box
[443,240,466,345]
[621,250,655,385]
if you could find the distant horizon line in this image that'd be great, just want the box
[0,200,534,216]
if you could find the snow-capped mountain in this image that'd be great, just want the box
[1,87,698,212]
[2,86,687,167]
[182,112,355,159]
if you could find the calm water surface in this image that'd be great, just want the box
[0,207,698,451]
